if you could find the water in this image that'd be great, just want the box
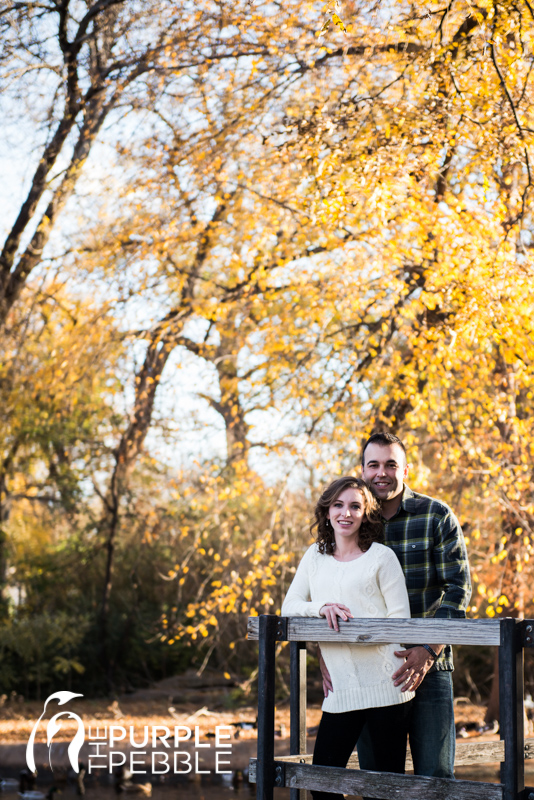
[0,761,518,799]
[0,776,258,800]
[0,770,506,800]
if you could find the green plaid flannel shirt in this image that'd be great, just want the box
[383,486,472,671]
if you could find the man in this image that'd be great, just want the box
[320,431,471,778]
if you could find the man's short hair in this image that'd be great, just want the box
[361,432,407,465]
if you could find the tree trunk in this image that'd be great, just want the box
[97,335,176,686]
[95,198,227,685]
[215,331,250,464]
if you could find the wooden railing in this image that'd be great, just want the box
[247,616,534,800]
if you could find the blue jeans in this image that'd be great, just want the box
[357,671,455,778]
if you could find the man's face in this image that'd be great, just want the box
[361,443,408,503]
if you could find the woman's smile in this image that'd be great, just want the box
[328,487,365,539]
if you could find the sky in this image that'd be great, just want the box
[0,120,326,489]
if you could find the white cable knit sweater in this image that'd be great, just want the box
[282,541,415,713]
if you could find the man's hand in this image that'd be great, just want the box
[392,645,442,692]
[317,646,333,698]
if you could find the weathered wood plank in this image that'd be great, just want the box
[453,740,506,766]
[249,738,534,781]
[247,616,501,645]
[252,743,506,771]
[275,761,503,800]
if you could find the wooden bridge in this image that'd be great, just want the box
[248,615,534,800]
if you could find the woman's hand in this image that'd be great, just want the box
[317,646,333,697]
[319,602,353,632]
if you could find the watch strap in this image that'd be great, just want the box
[422,644,439,660]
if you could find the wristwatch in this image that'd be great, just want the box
[422,644,439,660]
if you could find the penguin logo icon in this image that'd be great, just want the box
[26,691,85,774]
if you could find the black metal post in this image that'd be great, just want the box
[257,615,279,800]
[499,618,524,800]
[290,641,307,800]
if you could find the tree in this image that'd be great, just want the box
[4,0,534,702]
[0,0,325,683]
[267,0,534,714]
[0,0,314,326]
[0,279,123,600]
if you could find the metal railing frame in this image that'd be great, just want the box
[249,615,534,800]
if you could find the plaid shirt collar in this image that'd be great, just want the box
[397,484,417,514]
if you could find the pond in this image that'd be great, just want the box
[0,764,506,800]
[0,772,259,800]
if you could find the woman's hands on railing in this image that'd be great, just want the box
[317,604,352,699]
[319,602,353,632]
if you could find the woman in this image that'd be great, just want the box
[281,476,414,799]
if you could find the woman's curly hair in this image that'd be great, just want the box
[312,476,384,555]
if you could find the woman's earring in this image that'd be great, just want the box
[326,519,331,527]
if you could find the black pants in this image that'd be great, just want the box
[311,701,413,800]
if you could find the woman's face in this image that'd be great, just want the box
[328,487,366,541]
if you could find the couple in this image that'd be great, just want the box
[281,432,471,798]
